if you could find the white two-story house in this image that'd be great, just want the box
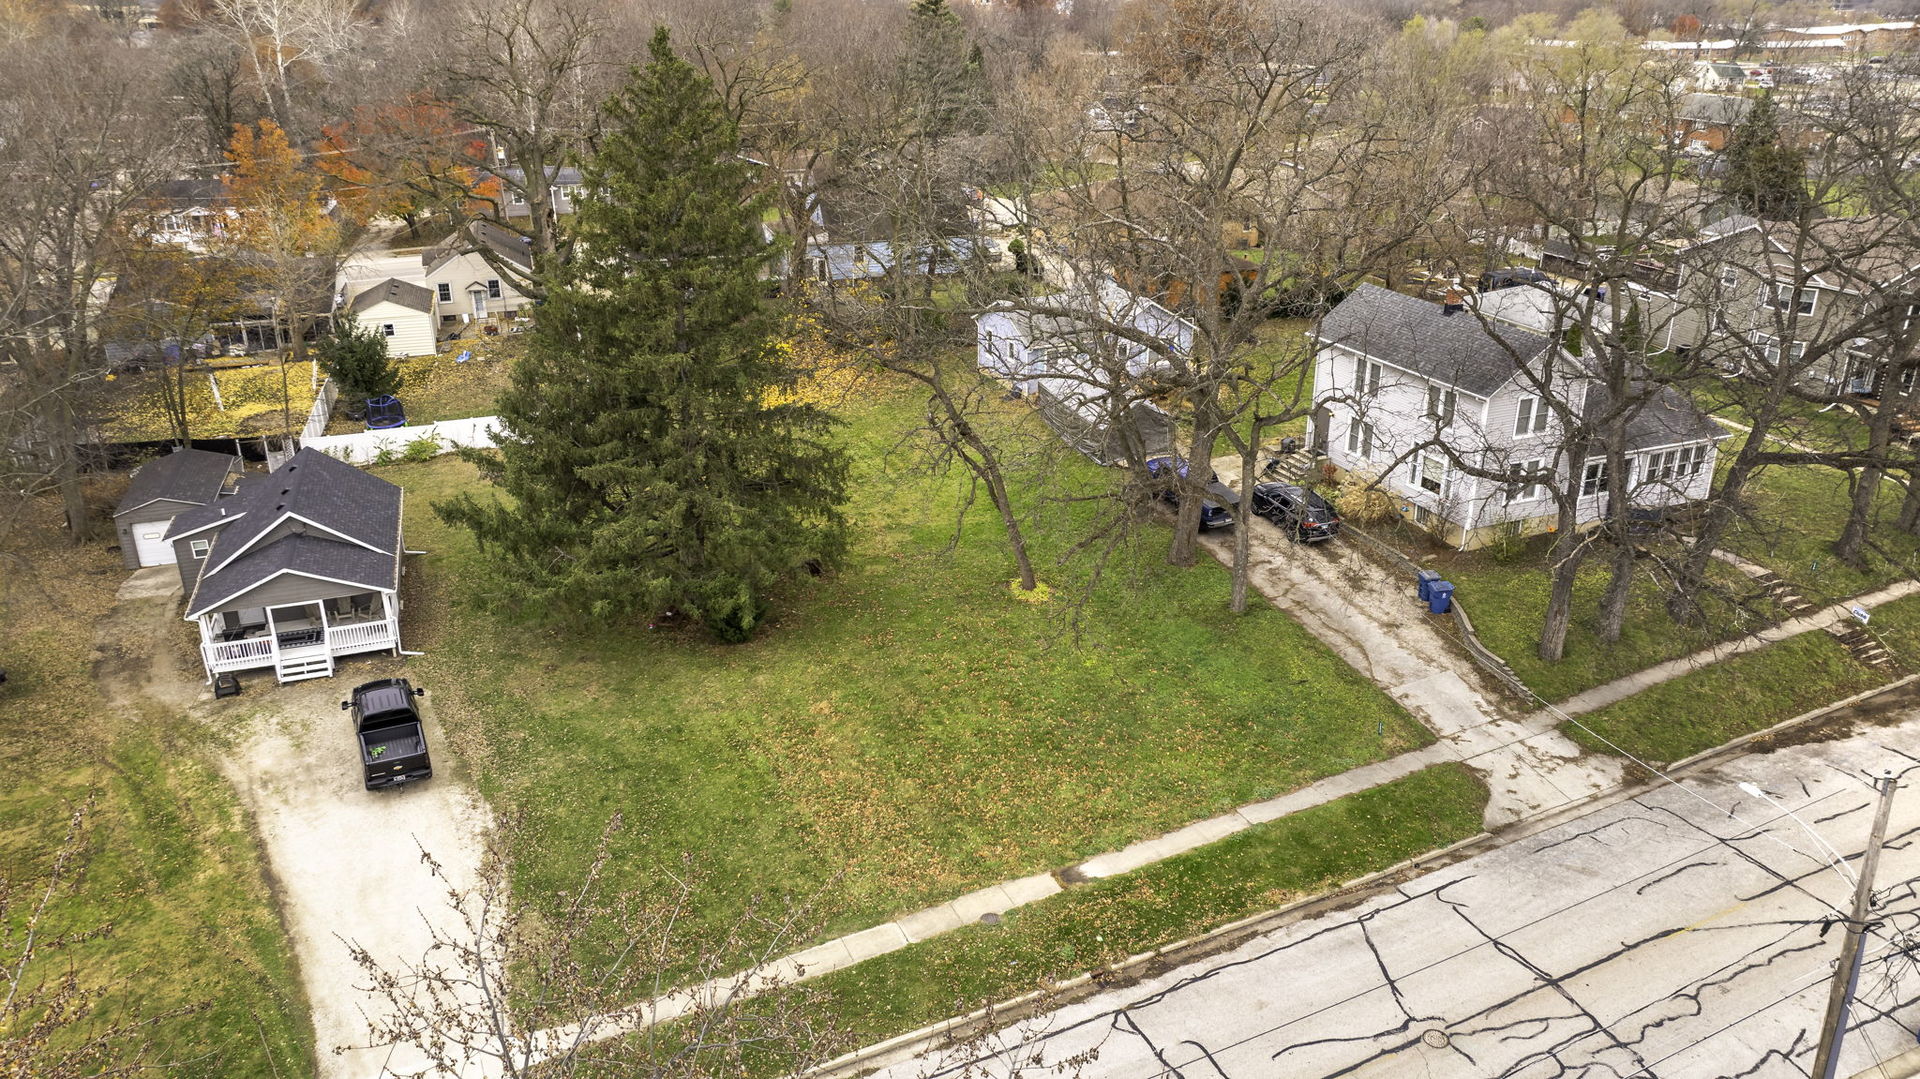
[1311,284,1727,549]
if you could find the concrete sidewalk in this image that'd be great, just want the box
[1550,577,1920,719]
[513,548,1920,1063]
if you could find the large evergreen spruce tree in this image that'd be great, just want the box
[1721,93,1811,221]
[437,28,848,642]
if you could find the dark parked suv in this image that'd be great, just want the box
[1478,266,1552,292]
[1144,456,1237,530]
[1250,482,1341,542]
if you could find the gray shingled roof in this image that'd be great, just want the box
[424,220,535,276]
[1316,284,1551,397]
[185,448,402,616]
[347,277,434,315]
[189,533,398,616]
[1679,93,1753,125]
[115,448,236,517]
[1587,382,1730,451]
[164,474,268,540]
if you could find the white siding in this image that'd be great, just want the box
[1312,338,1723,543]
[350,303,437,358]
[424,253,530,321]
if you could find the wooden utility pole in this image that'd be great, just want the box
[1811,770,1899,1079]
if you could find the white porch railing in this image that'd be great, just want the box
[205,636,274,672]
[328,620,396,651]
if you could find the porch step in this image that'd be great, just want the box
[276,650,335,683]
[1260,453,1317,484]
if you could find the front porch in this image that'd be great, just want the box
[198,591,399,684]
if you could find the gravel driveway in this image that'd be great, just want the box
[100,569,492,1079]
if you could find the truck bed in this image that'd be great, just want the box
[360,722,425,764]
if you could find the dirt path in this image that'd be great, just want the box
[1193,478,1624,827]
[95,568,493,1079]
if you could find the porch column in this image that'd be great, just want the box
[196,615,215,684]
[383,591,401,656]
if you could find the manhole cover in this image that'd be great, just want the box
[1422,1029,1451,1050]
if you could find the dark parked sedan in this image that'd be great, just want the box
[1250,482,1341,542]
[1144,456,1236,530]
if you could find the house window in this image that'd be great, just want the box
[1902,364,1919,395]
[1346,420,1375,458]
[1426,384,1456,425]
[1354,357,1382,396]
[1720,264,1738,288]
[486,279,502,300]
[1904,304,1919,332]
[1418,452,1451,498]
[1770,283,1817,315]
[1761,336,1807,367]
[1581,460,1612,496]
[379,323,396,337]
[1506,458,1546,502]
[189,538,211,559]
[510,191,526,206]
[437,282,452,302]
[1515,396,1548,437]
[1643,448,1683,484]
[1686,444,1709,476]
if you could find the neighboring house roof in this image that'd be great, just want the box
[1678,93,1753,126]
[346,277,434,316]
[1473,286,1616,338]
[1317,284,1551,398]
[145,177,223,210]
[491,165,584,189]
[815,195,969,244]
[1733,215,1920,290]
[115,448,236,516]
[184,448,403,617]
[1700,214,1760,239]
[165,474,268,541]
[423,220,534,276]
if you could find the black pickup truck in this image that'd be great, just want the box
[341,678,433,790]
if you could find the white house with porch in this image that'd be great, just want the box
[167,448,407,683]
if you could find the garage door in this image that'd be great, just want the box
[132,520,177,566]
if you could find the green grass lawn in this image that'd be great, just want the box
[1564,630,1889,766]
[795,762,1487,1053]
[387,377,1433,958]
[1376,526,1771,703]
[0,508,312,1075]
[1725,456,1920,602]
[324,339,519,434]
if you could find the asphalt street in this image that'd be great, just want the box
[883,713,1920,1079]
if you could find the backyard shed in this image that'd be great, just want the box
[343,278,437,358]
[112,447,241,568]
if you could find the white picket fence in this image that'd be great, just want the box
[301,378,339,441]
[301,415,501,465]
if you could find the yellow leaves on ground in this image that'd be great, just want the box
[99,361,321,442]
[766,310,878,411]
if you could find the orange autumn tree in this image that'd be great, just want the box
[314,96,497,238]
[222,118,341,401]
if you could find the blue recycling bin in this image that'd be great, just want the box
[1428,581,1455,615]
[1416,569,1442,602]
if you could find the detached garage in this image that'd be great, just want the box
[343,278,438,358]
[113,448,241,569]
